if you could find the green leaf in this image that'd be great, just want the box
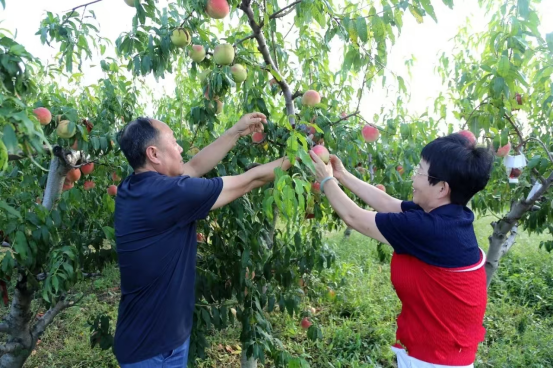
[517,0,529,19]
[2,124,18,152]
[492,76,505,97]
[0,201,21,219]
[201,308,211,329]
[355,17,368,43]
[13,231,30,262]
[442,0,454,8]
[102,226,115,240]
[527,155,541,170]
[397,76,407,94]
[420,0,437,22]
[546,33,553,53]
[241,248,250,268]
[497,55,510,77]
[408,5,423,24]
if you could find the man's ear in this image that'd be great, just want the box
[145,145,161,165]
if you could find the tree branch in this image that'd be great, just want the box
[31,295,84,339]
[8,145,51,162]
[269,0,302,19]
[291,91,303,100]
[240,0,295,126]
[0,342,23,354]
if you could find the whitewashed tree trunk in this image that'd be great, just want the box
[0,147,84,368]
[240,351,257,368]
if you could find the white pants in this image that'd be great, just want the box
[392,347,474,368]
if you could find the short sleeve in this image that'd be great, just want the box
[401,201,423,212]
[375,206,442,263]
[164,176,223,224]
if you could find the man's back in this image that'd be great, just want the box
[113,171,222,364]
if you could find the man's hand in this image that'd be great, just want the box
[329,155,348,181]
[229,112,267,137]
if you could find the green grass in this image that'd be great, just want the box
[24,216,553,368]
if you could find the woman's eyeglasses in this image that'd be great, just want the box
[413,164,440,180]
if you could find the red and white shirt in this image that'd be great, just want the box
[376,201,487,366]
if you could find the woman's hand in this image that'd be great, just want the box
[309,150,334,183]
[329,155,348,181]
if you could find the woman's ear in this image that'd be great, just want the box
[439,181,451,199]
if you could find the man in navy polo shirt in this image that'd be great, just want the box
[113,113,290,368]
[309,133,494,368]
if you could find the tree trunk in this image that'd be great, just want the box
[0,147,83,367]
[0,273,35,368]
[240,351,257,368]
[485,177,552,286]
[485,224,518,287]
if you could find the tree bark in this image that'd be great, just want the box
[485,174,552,286]
[0,273,35,368]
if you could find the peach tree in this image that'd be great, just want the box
[0,0,496,367]
[435,0,553,286]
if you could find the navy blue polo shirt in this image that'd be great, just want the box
[113,171,223,364]
[375,201,481,268]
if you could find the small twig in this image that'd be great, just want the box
[283,21,295,40]
[267,139,285,148]
[463,98,490,129]
[356,67,370,113]
[532,168,547,186]
[269,0,302,19]
[190,124,202,148]
[234,34,255,47]
[525,137,553,164]
[331,111,360,126]
[180,11,195,28]
[60,0,103,27]
[504,114,524,150]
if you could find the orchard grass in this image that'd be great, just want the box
[18,216,552,368]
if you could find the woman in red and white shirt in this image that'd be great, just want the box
[309,133,494,368]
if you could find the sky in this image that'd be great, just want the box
[1,0,553,122]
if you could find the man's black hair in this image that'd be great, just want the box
[421,133,494,206]
[117,117,159,170]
